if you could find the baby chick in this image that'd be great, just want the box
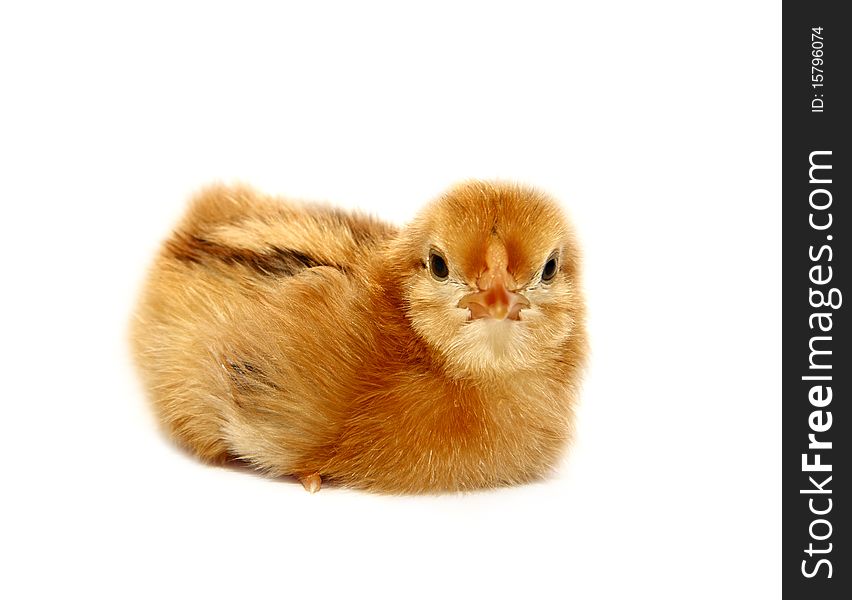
[131,181,586,494]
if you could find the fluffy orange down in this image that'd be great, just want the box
[131,181,587,493]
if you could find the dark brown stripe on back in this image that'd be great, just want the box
[166,234,348,276]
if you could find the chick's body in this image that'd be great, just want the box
[132,182,586,493]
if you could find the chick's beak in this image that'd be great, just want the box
[458,270,530,321]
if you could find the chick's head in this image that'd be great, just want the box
[392,181,585,379]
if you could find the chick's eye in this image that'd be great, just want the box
[429,250,449,281]
[541,256,558,283]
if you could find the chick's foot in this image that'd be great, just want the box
[299,473,322,494]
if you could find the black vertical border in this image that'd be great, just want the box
[783,2,850,597]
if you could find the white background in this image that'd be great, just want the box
[1,2,780,598]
